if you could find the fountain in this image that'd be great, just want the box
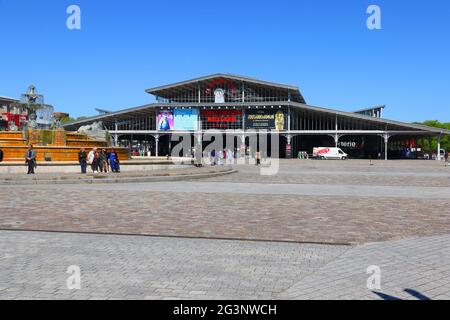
[0,85,129,162]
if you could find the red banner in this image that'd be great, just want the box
[201,110,242,123]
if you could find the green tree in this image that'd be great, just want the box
[60,116,89,125]
[414,120,450,152]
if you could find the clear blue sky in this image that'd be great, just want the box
[1,0,449,122]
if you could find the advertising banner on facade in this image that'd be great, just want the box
[245,110,286,130]
[157,110,174,131]
[200,110,243,129]
[173,109,199,131]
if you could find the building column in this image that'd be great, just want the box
[428,136,432,159]
[155,134,159,157]
[288,106,291,132]
[114,121,119,147]
[168,134,172,157]
[195,117,203,163]
[437,135,441,161]
[384,133,390,161]
[334,134,339,148]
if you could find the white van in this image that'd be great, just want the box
[313,147,348,160]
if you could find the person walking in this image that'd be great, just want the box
[256,150,261,166]
[227,148,234,165]
[210,149,216,166]
[445,151,449,166]
[0,147,3,162]
[109,148,121,173]
[88,148,99,173]
[25,144,37,174]
[78,148,87,174]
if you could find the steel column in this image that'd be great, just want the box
[437,135,441,161]
[155,134,159,157]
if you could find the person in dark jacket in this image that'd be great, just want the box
[109,148,120,173]
[78,148,87,174]
[99,149,109,173]
[0,148,3,162]
[25,144,37,174]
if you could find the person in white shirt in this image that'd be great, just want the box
[87,148,99,173]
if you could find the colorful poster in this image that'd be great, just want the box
[173,109,199,131]
[245,110,286,130]
[157,110,174,131]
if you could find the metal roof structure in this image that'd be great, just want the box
[146,73,306,104]
[0,96,19,103]
[354,105,386,114]
[62,101,450,135]
[62,74,450,135]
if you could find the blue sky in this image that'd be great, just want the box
[1,0,449,122]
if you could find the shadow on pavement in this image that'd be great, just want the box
[373,289,431,301]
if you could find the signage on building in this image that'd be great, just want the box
[173,109,199,131]
[201,110,241,123]
[337,138,365,150]
[201,109,242,129]
[157,110,174,131]
[245,110,286,130]
[214,89,225,103]
[2,112,28,129]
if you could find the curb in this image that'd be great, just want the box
[0,228,355,247]
[0,168,238,185]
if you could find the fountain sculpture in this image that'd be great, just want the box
[0,85,129,162]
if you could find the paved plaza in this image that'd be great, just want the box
[0,230,449,300]
[0,159,449,300]
[1,160,449,244]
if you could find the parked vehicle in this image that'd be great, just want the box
[313,147,348,160]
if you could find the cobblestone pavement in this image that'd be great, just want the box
[0,230,348,300]
[1,160,449,244]
[279,233,450,300]
[204,160,450,187]
[1,230,449,300]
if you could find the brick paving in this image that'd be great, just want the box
[1,230,449,300]
[1,160,449,300]
[204,160,450,187]
[1,160,449,244]
[0,230,348,300]
[278,233,450,300]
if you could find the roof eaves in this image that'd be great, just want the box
[291,102,450,134]
[0,96,19,102]
[62,103,158,127]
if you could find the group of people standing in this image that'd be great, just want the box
[78,147,121,174]
[209,149,236,166]
[208,149,263,166]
